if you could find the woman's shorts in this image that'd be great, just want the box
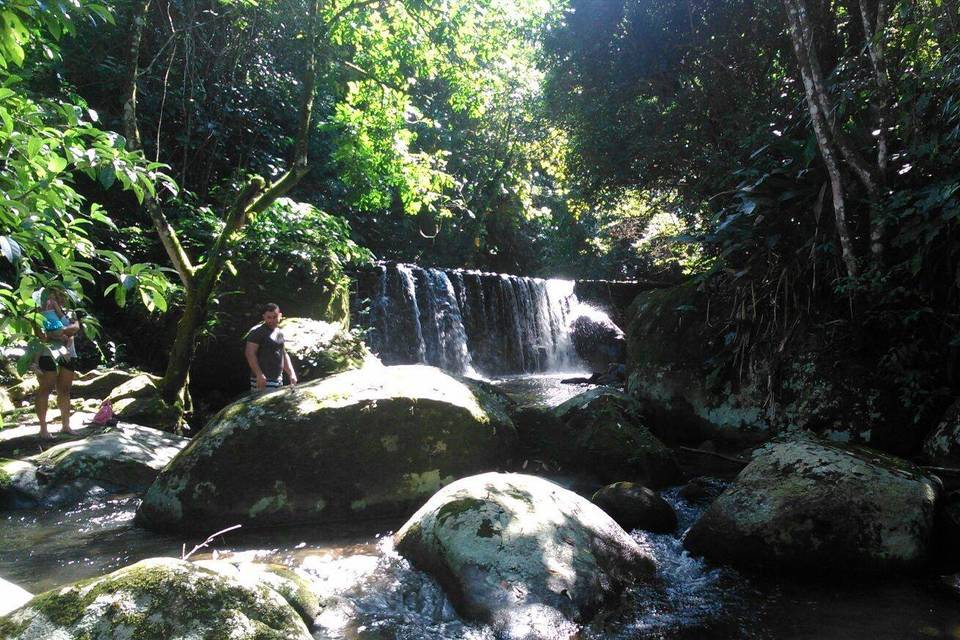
[37,356,75,373]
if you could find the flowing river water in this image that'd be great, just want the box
[3,267,960,637]
[2,376,959,639]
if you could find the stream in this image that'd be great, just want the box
[2,375,959,639]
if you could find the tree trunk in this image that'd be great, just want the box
[783,0,860,279]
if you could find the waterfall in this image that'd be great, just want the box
[357,263,588,376]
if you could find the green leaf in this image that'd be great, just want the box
[0,235,21,263]
[47,155,67,173]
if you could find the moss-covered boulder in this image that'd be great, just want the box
[394,473,656,639]
[71,368,144,400]
[553,388,680,487]
[591,482,677,533]
[106,374,186,433]
[0,577,31,617]
[0,558,313,639]
[1,425,188,509]
[32,424,188,489]
[192,561,321,625]
[136,365,517,533]
[683,434,939,575]
[280,317,376,383]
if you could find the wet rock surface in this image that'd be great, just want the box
[684,434,940,574]
[570,313,626,371]
[0,421,187,509]
[0,557,313,639]
[553,388,680,487]
[394,472,656,640]
[136,365,517,533]
[591,482,678,533]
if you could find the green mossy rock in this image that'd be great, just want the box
[1,425,188,509]
[107,374,186,433]
[683,434,939,575]
[280,317,375,383]
[136,365,517,533]
[626,284,768,444]
[591,482,678,533]
[394,473,656,640]
[553,388,680,487]
[192,561,320,625]
[0,557,312,639]
[32,424,188,490]
[71,369,145,400]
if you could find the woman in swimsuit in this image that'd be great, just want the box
[35,287,81,440]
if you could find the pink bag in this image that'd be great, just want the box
[92,399,115,426]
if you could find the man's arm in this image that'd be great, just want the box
[245,341,267,389]
[282,351,297,386]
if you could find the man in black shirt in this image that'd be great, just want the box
[244,303,298,391]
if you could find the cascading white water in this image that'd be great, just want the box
[360,263,589,375]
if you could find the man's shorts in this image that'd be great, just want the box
[38,356,75,373]
[250,376,283,391]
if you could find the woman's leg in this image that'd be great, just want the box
[35,370,57,439]
[56,366,75,434]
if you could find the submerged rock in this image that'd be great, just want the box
[684,434,939,574]
[394,472,656,640]
[554,388,680,487]
[0,577,30,617]
[0,424,188,509]
[591,482,678,533]
[136,365,517,533]
[280,317,377,383]
[0,557,313,639]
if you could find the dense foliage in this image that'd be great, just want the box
[0,0,174,371]
[541,0,960,428]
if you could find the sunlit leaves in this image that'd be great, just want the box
[0,0,173,349]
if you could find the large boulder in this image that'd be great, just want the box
[683,435,939,574]
[591,482,677,533]
[570,312,626,371]
[394,473,656,639]
[136,365,517,533]
[0,558,313,639]
[280,317,377,383]
[0,424,188,509]
[553,388,680,487]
